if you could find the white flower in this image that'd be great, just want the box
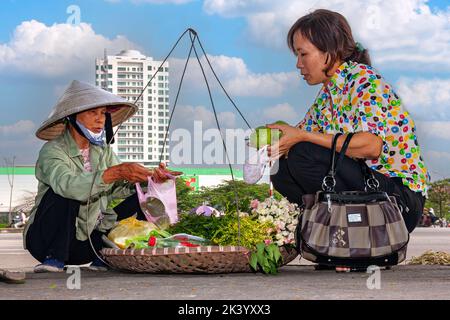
[287,224,296,232]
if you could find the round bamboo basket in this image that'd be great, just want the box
[101,245,298,274]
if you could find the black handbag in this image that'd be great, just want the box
[296,133,409,268]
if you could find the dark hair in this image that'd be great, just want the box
[287,9,371,76]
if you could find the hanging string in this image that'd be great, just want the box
[85,28,198,267]
[194,35,252,130]
[188,31,242,247]
[85,28,254,266]
[159,31,197,163]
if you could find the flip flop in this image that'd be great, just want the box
[0,268,26,284]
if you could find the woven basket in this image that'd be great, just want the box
[101,245,299,274]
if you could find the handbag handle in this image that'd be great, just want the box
[322,133,349,191]
[322,132,380,192]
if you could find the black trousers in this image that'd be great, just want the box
[270,142,425,233]
[26,188,145,264]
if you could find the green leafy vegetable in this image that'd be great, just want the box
[250,242,283,274]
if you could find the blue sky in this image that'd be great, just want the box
[0,0,449,181]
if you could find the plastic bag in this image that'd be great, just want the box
[148,233,210,248]
[107,216,157,249]
[243,145,269,184]
[136,175,179,228]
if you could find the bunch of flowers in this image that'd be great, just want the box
[250,197,300,246]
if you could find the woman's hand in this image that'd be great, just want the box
[151,163,183,183]
[103,163,183,184]
[266,123,305,161]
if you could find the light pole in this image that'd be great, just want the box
[4,156,16,226]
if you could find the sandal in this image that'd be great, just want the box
[0,268,26,284]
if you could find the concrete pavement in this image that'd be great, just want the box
[0,228,449,300]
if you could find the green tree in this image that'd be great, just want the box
[176,179,282,214]
[426,179,450,219]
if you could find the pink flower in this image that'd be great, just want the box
[264,239,272,245]
[250,199,260,209]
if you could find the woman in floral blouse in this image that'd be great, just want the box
[269,9,429,240]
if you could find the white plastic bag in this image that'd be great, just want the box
[136,176,179,228]
[243,145,269,184]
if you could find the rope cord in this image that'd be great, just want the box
[84,28,252,267]
[188,31,242,246]
[158,31,197,163]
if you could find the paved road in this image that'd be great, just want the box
[2,228,448,271]
[0,228,449,300]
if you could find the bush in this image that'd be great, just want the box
[176,179,281,214]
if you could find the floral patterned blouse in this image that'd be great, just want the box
[297,61,429,195]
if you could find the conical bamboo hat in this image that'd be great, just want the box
[36,80,138,140]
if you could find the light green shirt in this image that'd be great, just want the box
[23,128,135,248]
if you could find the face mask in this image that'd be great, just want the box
[75,120,105,146]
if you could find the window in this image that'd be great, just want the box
[159,126,165,131]
[118,67,126,71]
[108,74,112,78]
[158,112,165,117]
[148,66,152,71]
[108,65,112,69]
[158,90,164,95]
[158,67,163,72]
[158,97,164,102]
[148,133,152,138]
[158,119,165,124]
[158,76,164,81]
[164,67,169,72]
[158,83,164,88]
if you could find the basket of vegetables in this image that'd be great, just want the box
[101,197,300,274]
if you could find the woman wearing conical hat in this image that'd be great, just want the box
[24,80,181,272]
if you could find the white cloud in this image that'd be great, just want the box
[169,54,299,97]
[0,20,136,77]
[415,121,450,141]
[0,120,41,165]
[397,78,450,121]
[0,120,35,136]
[423,150,450,180]
[171,105,236,129]
[132,0,194,3]
[203,0,450,71]
[261,103,299,124]
[106,0,194,3]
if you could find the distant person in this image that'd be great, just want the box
[267,9,430,271]
[428,208,438,225]
[13,211,28,229]
[24,81,181,273]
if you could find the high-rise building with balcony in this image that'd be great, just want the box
[95,49,169,166]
